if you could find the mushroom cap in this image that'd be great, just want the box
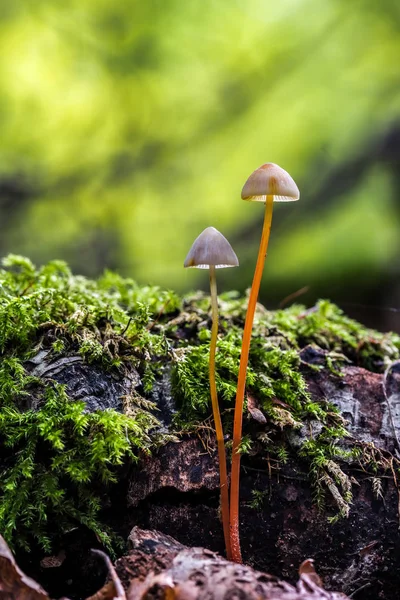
[241,163,300,202]
[184,226,239,269]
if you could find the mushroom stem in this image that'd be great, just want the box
[209,265,232,560]
[230,194,274,563]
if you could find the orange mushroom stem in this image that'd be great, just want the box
[230,164,300,563]
[184,226,239,560]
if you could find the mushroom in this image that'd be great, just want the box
[184,226,239,560]
[230,163,299,563]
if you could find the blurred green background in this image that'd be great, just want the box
[0,0,399,331]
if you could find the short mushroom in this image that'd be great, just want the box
[184,226,239,560]
[230,163,299,563]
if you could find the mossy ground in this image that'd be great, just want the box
[0,255,399,554]
[0,255,180,553]
[170,290,400,521]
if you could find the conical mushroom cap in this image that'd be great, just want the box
[184,227,239,269]
[241,163,300,203]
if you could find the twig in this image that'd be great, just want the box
[120,317,132,337]
[91,549,126,599]
[349,581,371,597]
[279,285,310,308]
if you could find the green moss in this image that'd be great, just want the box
[170,292,400,424]
[169,291,400,519]
[0,383,157,552]
[0,255,179,552]
[0,255,399,551]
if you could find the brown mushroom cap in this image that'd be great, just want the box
[241,163,300,202]
[184,226,239,269]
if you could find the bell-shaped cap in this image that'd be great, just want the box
[241,163,300,203]
[184,227,239,269]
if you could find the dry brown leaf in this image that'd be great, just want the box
[86,549,126,600]
[86,581,117,600]
[271,396,292,410]
[0,534,50,599]
[298,559,323,588]
[247,393,267,424]
[128,572,175,600]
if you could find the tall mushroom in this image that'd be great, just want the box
[184,226,239,560]
[230,163,300,563]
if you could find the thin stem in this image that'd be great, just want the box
[230,195,274,563]
[209,265,232,560]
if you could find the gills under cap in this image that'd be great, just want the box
[184,226,239,269]
[241,163,300,203]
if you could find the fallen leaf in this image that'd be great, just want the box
[128,572,175,600]
[247,394,267,424]
[87,549,126,600]
[0,534,49,599]
[298,558,326,594]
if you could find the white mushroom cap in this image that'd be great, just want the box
[241,163,300,202]
[184,227,239,269]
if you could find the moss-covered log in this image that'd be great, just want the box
[0,254,399,599]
